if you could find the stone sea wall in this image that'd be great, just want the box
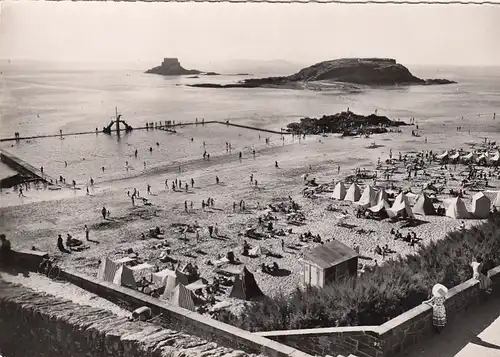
[256,264,500,357]
[2,250,313,357]
[0,279,265,357]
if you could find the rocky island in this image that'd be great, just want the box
[286,110,408,136]
[187,58,456,89]
[145,58,219,76]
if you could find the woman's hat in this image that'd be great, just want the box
[432,283,448,297]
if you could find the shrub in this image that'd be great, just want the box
[217,214,500,331]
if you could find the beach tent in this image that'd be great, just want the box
[97,257,120,283]
[461,152,477,164]
[332,182,347,200]
[130,262,155,280]
[175,269,190,286]
[161,274,179,300]
[388,200,414,219]
[152,268,176,287]
[436,151,448,161]
[248,245,270,257]
[229,267,265,301]
[413,192,437,216]
[445,197,470,219]
[375,187,388,204]
[112,265,137,290]
[490,151,500,165]
[169,283,196,311]
[368,199,391,214]
[344,183,361,202]
[494,191,500,207]
[357,185,378,208]
[471,192,491,218]
[186,279,208,292]
[392,192,411,207]
[476,154,489,165]
[449,152,460,162]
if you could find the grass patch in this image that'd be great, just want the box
[217,214,500,331]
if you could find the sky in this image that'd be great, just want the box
[1,1,500,67]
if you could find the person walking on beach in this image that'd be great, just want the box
[281,239,285,252]
[101,207,107,219]
[191,178,194,188]
[216,176,220,184]
[134,149,138,158]
[275,161,279,168]
[337,165,340,174]
[250,174,253,183]
[185,201,188,213]
[165,179,168,189]
[185,183,188,192]
[144,162,146,169]
[147,184,151,194]
[239,152,242,160]
[90,177,94,186]
[422,284,448,333]
[252,149,256,158]
[84,225,90,241]
[86,186,89,195]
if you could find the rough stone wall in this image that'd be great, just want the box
[269,330,383,357]
[0,279,264,357]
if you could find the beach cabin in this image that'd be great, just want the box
[301,240,359,288]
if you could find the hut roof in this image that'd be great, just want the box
[303,240,359,270]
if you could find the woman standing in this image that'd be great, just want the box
[422,284,448,332]
[471,257,493,294]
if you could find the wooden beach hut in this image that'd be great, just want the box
[301,240,359,288]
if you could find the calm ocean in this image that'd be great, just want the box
[1,61,500,182]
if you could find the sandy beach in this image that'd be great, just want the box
[1,117,497,306]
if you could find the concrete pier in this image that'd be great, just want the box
[0,148,61,186]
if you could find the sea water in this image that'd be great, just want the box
[1,62,500,184]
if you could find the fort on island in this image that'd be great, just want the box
[1,57,500,357]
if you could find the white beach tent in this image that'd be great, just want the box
[413,192,437,216]
[152,268,176,287]
[449,152,460,161]
[375,187,388,203]
[393,192,411,207]
[490,151,500,164]
[357,185,378,208]
[445,197,470,219]
[494,191,500,207]
[369,199,391,214]
[248,245,270,257]
[332,182,347,200]
[112,265,137,290]
[344,183,361,202]
[471,192,491,218]
[161,274,179,300]
[388,200,414,219]
[436,151,448,160]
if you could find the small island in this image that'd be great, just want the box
[187,58,456,89]
[286,110,408,136]
[145,58,220,76]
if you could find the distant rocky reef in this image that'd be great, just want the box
[187,58,456,89]
[286,111,408,136]
[145,58,219,76]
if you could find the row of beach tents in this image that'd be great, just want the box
[332,181,499,219]
[436,150,500,165]
[97,258,263,311]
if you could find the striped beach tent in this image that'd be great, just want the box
[169,283,196,311]
[97,257,120,283]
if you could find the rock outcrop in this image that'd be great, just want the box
[146,58,220,76]
[188,58,456,88]
[0,279,264,357]
[286,110,408,136]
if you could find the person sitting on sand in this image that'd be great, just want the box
[374,245,383,256]
[66,233,83,248]
[57,235,71,253]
